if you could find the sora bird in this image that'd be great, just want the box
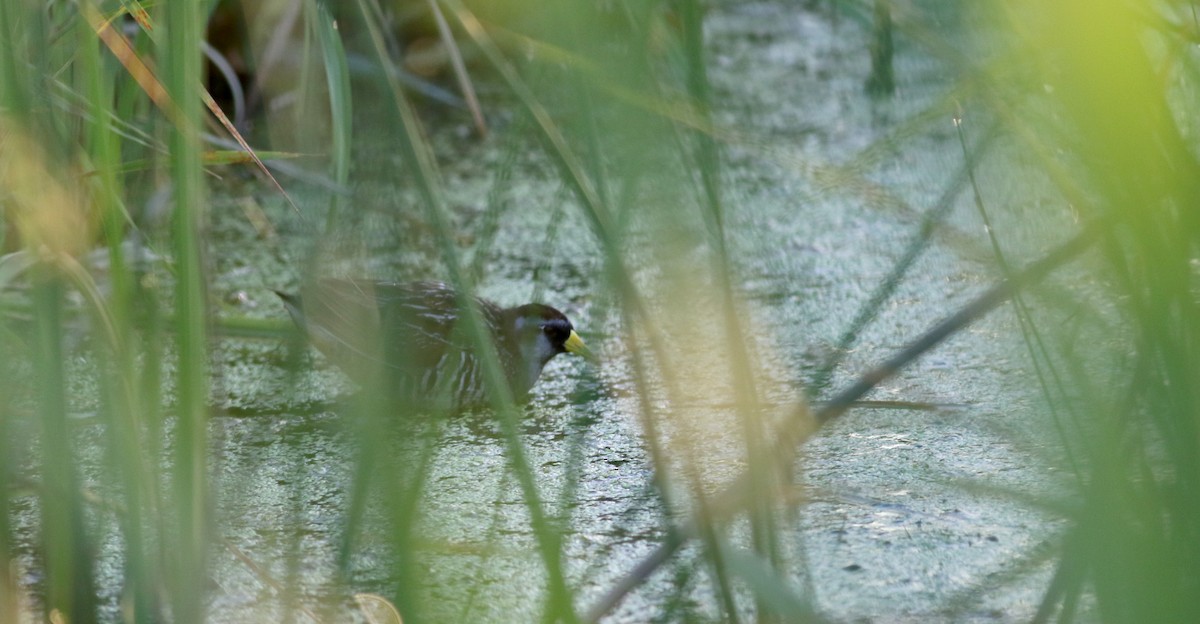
[276,280,591,409]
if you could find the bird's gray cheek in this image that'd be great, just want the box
[537,334,558,364]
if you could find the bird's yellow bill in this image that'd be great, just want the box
[564,330,595,361]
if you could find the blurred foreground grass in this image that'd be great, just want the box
[1,0,1200,622]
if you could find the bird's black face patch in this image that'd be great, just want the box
[540,318,574,352]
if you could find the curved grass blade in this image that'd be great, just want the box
[309,0,353,229]
[353,1,577,619]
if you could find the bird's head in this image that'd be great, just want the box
[510,303,593,367]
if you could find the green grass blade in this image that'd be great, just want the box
[161,0,211,620]
[309,0,353,230]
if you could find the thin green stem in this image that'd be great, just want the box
[163,0,210,620]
